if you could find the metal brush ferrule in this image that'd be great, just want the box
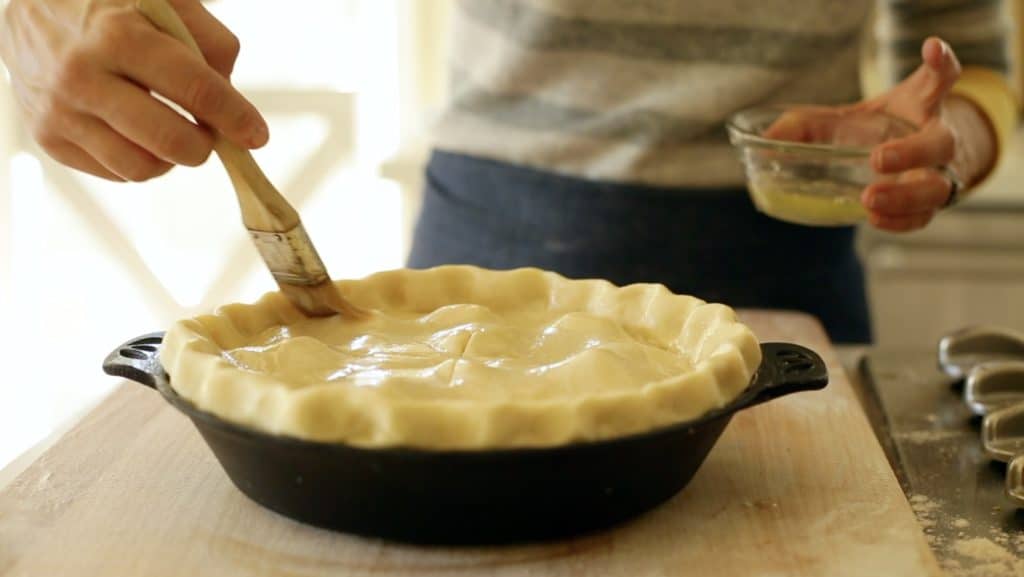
[249,224,330,286]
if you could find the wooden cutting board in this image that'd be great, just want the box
[0,311,941,576]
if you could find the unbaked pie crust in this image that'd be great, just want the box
[161,266,762,449]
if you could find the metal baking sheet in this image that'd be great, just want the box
[858,350,1024,576]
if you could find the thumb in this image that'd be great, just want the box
[892,37,961,123]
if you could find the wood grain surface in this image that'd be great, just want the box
[0,310,941,576]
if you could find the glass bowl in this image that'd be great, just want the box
[726,105,918,226]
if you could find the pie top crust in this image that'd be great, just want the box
[160,266,762,449]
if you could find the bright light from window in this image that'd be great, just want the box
[0,153,51,466]
[10,153,44,196]
[352,1,403,166]
[0,0,429,474]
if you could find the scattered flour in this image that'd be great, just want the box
[910,495,941,534]
[942,558,963,572]
[896,430,963,444]
[908,495,1023,577]
[947,537,1024,577]
[909,494,941,514]
[954,538,1008,560]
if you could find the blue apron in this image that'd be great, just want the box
[408,150,871,343]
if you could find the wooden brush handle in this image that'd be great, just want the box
[135,0,366,319]
[134,0,298,232]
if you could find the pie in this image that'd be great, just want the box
[160,266,762,449]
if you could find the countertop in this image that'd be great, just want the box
[0,312,941,577]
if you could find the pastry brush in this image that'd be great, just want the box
[135,0,364,319]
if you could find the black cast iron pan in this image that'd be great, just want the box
[103,333,828,545]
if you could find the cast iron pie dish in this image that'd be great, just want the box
[103,266,828,544]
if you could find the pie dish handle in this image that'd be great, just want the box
[101,332,167,389]
[98,334,827,404]
[743,342,829,409]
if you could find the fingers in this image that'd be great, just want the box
[861,168,952,233]
[169,0,241,78]
[98,14,267,149]
[871,120,955,174]
[863,169,951,214]
[10,0,259,182]
[922,36,961,83]
[899,37,962,121]
[863,35,962,233]
[29,80,174,181]
[39,139,126,182]
[62,66,216,167]
[762,106,843,143]
[920,37,962,109]
[64,112,175,181]
[867,211,936,233]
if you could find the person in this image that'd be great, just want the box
[0,0,1018,344]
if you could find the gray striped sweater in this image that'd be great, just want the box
[432,0,1015,188]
